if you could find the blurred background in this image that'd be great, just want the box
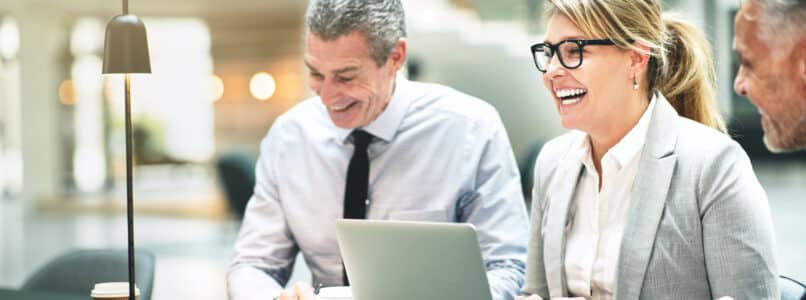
[0,0,803,299]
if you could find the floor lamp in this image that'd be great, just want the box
[102,0,151,299]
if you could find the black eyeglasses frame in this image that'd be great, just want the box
[530,39,629,73]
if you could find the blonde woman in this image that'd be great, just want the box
[520,0,779,299]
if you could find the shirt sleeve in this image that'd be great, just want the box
[459,112,529,300]
[228,125,300,300]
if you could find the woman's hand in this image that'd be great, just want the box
[274,283,316,300]
[515,296,586,300]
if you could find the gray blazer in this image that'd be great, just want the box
[522,97,779,299]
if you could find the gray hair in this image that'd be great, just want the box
[756,0,806,35]
[306,0,407,66]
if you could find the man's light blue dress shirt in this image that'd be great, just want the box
[228,76,529,300]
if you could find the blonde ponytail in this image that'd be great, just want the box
[652,16,726,133]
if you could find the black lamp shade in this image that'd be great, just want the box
[103,14,151,74]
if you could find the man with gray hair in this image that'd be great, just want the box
[734,0,806,152]
[227,1,529,299]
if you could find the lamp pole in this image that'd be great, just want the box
[121,1,135,296]
[124,73,136,300]
[102,1,150,295]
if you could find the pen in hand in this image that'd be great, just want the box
[314,283,323,295]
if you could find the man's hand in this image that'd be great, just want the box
[275,283,317,300]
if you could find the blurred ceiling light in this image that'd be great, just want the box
[59,80,76,105]
[0,17,19,59]
[210,74,224,102]
[71,18,105,56]
[250,72,276,101]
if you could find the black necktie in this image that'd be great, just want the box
[342,129,373,285]
[343,130,373,219]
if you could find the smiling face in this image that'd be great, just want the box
[542,13,646,138]
[733,1,806,152]
[305,31,406,129]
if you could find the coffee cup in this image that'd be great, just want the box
[317,286,352,300]
[91,282,140,300]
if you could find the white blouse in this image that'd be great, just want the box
[564,97,656,300]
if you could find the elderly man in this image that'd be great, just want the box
[734,0,806,152]
[227,1,529,300]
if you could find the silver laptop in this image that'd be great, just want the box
[335,219,493,300]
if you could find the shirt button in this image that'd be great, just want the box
[365,199,370,206]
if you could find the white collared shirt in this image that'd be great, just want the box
[564,97,657,300]
[228,75,529,300]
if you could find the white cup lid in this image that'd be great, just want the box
[91,282,140,297]
[317,286,352,299]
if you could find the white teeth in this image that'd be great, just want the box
[555,88,586,99]
[562,98,582,105]
[331,102,352,111]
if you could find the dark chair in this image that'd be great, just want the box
[780,275,806,300]
[21,249,155,300]
[216,150,258,219]
[519,141,543,207]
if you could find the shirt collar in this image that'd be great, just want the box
[334,74,412,144]
[575,93,658,170]
[607,93,657,169]
[575,133,594,172]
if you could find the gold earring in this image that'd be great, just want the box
[633,74,639,90]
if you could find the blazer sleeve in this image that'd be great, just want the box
[521,141,557,298]
[699,141,779,300]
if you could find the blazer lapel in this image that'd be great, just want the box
[544,153,583,298]
[615,97,679,299]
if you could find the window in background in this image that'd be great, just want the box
[0,16,22,199]
[70,17,107,193]
[64,17,216,205]
[104,18,215,165]
[0,14,23,287]
[102,18,217,205]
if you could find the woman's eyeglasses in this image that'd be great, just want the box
[530,39,625,73]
